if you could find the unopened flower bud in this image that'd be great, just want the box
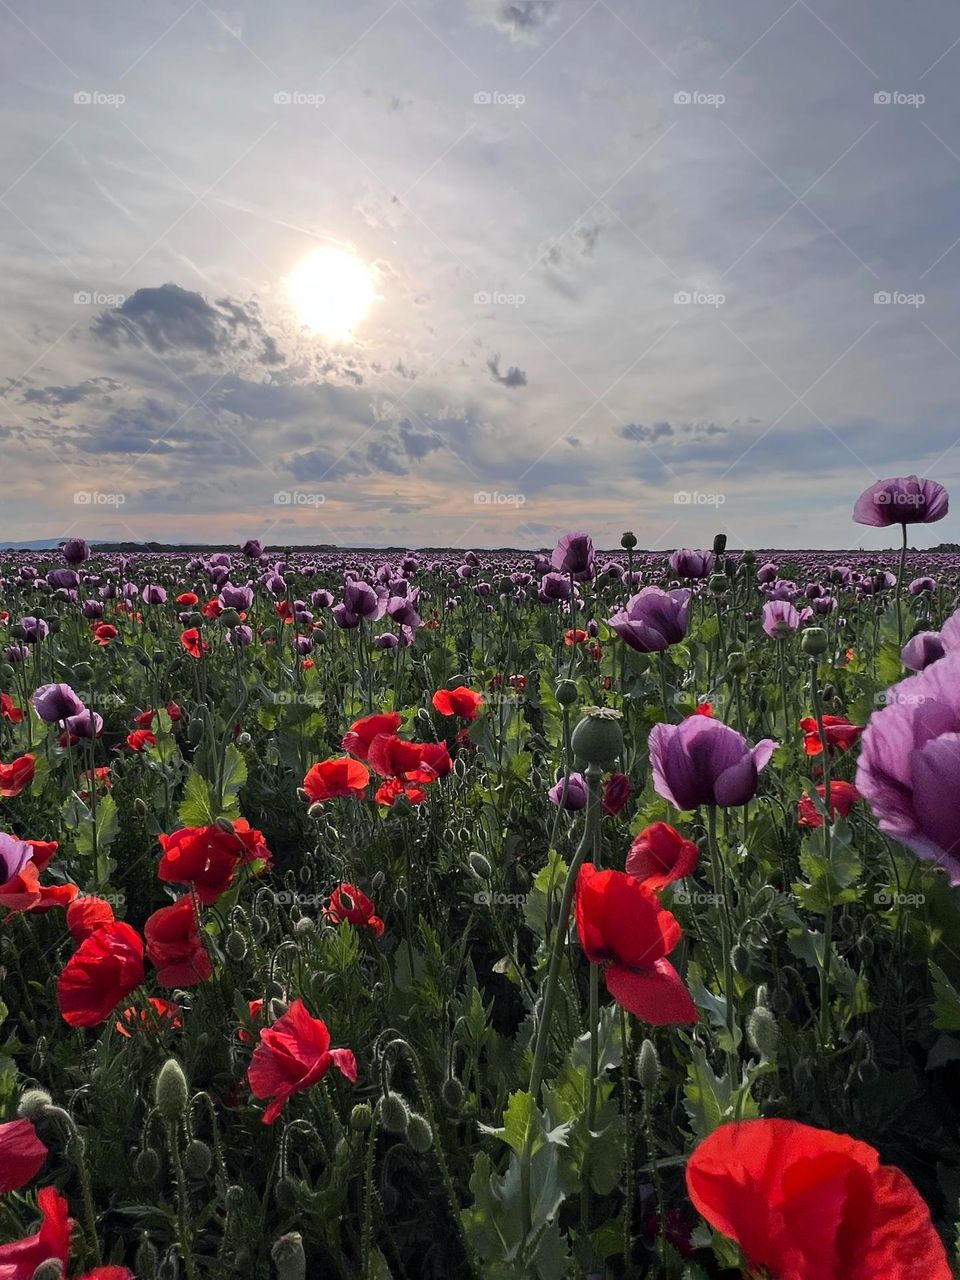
[380,1091,410,1133]
[555,679,578,707]
[708,573,728,594]
[372,870,386,891]
[225,932,247,961]
[405,1112,433,1153]
[18,1088,52,1120]
[215,816,235,835]
[136,1233,159,1280]
[636,1039,660,1093]
[747,1007,779,1059]
[350,1102,373,1132]
[268,998,289,1022]
[393,886,408,912]
[294,916,315,935]
[441,1075,465,1111]
[306,801,325,819]
[468,852,492,880]
[135,1147,161,1181]
[31,1260,64,1280]
[731,944,751,976]
[184,1139,212,1178]
[274,1176,299,1210]
[155,1058,189,1127]
[225,1185,245,1213]
[727,651,747,677]
[271,1231,306,1280]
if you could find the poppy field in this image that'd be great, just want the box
[3,475,960,1279]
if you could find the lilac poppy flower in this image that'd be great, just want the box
[756,562,778,584]
[551,532,595,581]
[343,580,387,622]
[229,625,253,647]
[0,833,34,882]
[32,683,85,724]
[47,569,79,591]
[311,590,334,609]
[761,600,812,639]
[548,772,589,810]
[608,587,690,653]
[332,603,360,629]
[649,716,778,810]
[853,475,948,527]
[65,709,103,739]
[901,631,945,672]
[856,651,960,879]
[669,549,715,579]
[241,539,264,559]
[82,600,105,619]
[909,576,937,595]
[219,582,254,611]
[374,632,400,649]
[539,572,574,603]
[62,538,89,565]
[141,585,167,605]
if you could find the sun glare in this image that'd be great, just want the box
[285,246,374,340]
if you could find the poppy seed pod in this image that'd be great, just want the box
[801,627,828,657]
[621,531,638,550]
[271,1231,307,1280]
[555,679,578,707]
[155,1058,189,1128]
[225,932,247,961]
[570,708,624,766]
[712,533,728,556]
[726,651,747,677]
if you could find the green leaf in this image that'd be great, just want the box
[178,769,216,827]
[479,1090,570,1159]
[219,744,247,817]
[931,963,960,1031]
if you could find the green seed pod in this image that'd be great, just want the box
[636,1039,660,1093]
[215,816,235,835]
[555,678,578,707]
[380,1091,410,1133]
[350,1102,373,1132]
[219,607,242,627]
[741,549,757,566]
[225,931,247,962]
[570,708,624,766]
[620,531,637,550]
[17,1088,52,1120]
[73,662,94,683]
[747,1007,779,1059]
[251,915,271,943]
[755,983,769,1008]
[801,627,828,657]
[405,1112,433,1153]
[184,1139,212,1178]
[468,851,492,880]
[265,979,285,1000]
[135,1147,162,1182]
[271,1232,306,1280]
[187,612,204,628]
[154,1058,189,1128]
[708,573,728,595]
[158,1252,181,1280]
[712,533,727,557]
[731,944,752,976]
[0,663,15,685]
[441,1075,466,1112]
[136,1233,160,1280]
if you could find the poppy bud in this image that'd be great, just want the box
[555,679,578,707]
[620,531,637,550]
[184,1139,212,1177]
[155,1058,189,1128]
[237,731,252,746]
[709,573,728,594]
[135,1147,162,1182]
[134,797,148,816]
[570,708,624,766]
[261,626,278,643]
[271,1231,306,1280]
[712,533,727,556]
[215,817,235,835]
[416,707,432,725]
[859,934,875,962]
[636,1038,660,1093]
[372,870,386,891]
[31,1261,64,1280]
[838,913,856,938]
[380,1091,410,1133]
[389,794,414,819]
[187,612,204,628]
[405,1112,434,1153]
[219,607,242,627]
[747,1007,779,1059]
[225,931,247,961]
[274,1176,300,1210]
[268,998,289,1022]
[801,627,828,657]
[225,1185,245,1212]
[187,718,205,745]
[731,944,751,976]
[441,1075,466,1111]
[136,1233,160,1280]
[393,886,408,911]
[857,1058,879,1083]
[741,549,756,565]
[770,987,790,1015]
[726,651,747,677]
[17,1087,52,1120]
[350,1102,373,1132]
[468,852,492,880]
[294,917,315,935]
[73,662,94,683]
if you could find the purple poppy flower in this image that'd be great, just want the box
[142,585,167,605]
[47,569,79,590]
[856,651,960,879]
[649,716,778,809]
[901,631,945,672]
[761,600,812,639]
[551,532,595,581]
[332,603,360,629]
[5,646,28,664]
[539,572,574,603]
[853,475,948,527]
[82,600,105,619]
[65,709,103,739]
[548,771,589,810]
[229,625,253,647]
[608,587,690,653]
[757,562,779,584]
[859,570,897,596]
[311,590,334,609]
[669,549,715,579]
[343,580,387,622]
[810,595,838,615]
[909,576,937,595]
[32,683,85,724]
[0,833,34,882]
[374,632,400,649]
[241,539,264,559]
[62,537,89,565]
[219,582,254,611]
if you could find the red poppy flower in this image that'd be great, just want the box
[248,998,357,1124]
[341,711,403,760]
[406,741,453,784]
[432,687,484,720]
[692,702,714,717]
[157,825,249,905]
[231,818,273,867]
[24,839,58,871]
[1,691,24,723]
[374,778,426,806]
[0,1117,48,1193]
[797,780,860,828]
[79,1268,136,1279]
[0,839,77,917]
[367,733,424,779]
[575,863,698,1024]
[145,896,212,986]
[202,598,222,619]
[626,822,699,891]
[126,729,156,752]
[237,997,265,1044]
[133,708,155,728]
[303,757,370,803]
[115,996,182,1039]
[57,920,145,1028]
[179,627,208,658]
[93,623,118,645]
[66,895,116,943]
[176,592,199,606]
[166,701,183,722]
[0,753,35,797]
[602,771,632,816]
[685,1118,951,1280]
[564,628,589,645]
[0,1186,72,1277]
[326,882,385,936]
[799,714,863,756]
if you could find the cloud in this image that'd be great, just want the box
[620,421,675,443]
[22,377,123,408]
[472,0,559,43]
[487,353,528,388]
[92,284,284,366]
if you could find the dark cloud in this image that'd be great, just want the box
[620,421,675,443]
[92,284,284,366]
[487,353,528,388]
[22,376,123,408]
[474,0,559,42]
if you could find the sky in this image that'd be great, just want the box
[2,0,960,551]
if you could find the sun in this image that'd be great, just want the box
[285,246,375,340]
